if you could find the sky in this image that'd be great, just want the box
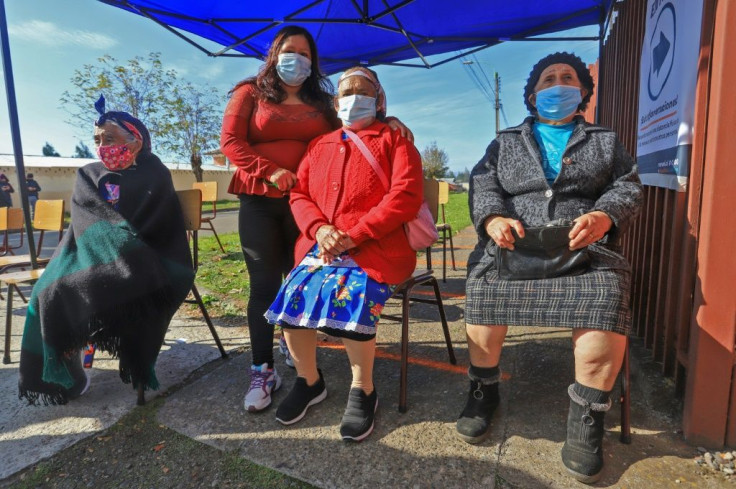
[0,0,601,175]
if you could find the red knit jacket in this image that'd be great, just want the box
[220,83,339,198]
[290,121,423,285]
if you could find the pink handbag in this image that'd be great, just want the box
[343,129,439,251]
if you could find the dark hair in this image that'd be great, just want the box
[523,52,595,115]
[26,173,33,179]
[230,25,334,114]
[338,66,387,121]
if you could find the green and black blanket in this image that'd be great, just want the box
[18,153,194,405]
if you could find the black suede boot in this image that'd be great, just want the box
[455,366,500,444]
[561,383,611,484]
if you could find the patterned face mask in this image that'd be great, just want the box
[97,144,136,171]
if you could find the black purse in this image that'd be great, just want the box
[494,223,590,280]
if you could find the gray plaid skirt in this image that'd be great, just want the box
[465,246,632,335]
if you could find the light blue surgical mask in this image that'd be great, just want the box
[337,94,377,130]
[276,52,312,87]
[534,85,583,121]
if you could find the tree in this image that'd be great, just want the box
[421,141,450,179]
[455,167,471,183]
[159,82,223,182]
[74,141,94,158]
[42,142,60,157]
[60,52,176,152]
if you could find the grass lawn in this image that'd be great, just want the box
[195,192,470,315]
[202,199,239,213]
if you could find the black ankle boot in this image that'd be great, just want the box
[561,384,611,484]
[455,370,500,444]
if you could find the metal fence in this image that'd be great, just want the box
[598,0,696,394]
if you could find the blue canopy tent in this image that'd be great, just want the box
[97,0,615,74]
[1,0,616,268]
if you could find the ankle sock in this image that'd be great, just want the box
[469,364,500,384]
[572,381,610,405]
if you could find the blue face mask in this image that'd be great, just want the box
[276,53,312,87]
[534,85,583,121]
[337,94,377,130]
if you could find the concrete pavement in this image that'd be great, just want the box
[0,222,728,488]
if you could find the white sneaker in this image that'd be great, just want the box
[244,363,282,412]
[279,335,295,369]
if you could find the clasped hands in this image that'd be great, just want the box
[484,211,613,251]
[316,224,356,264]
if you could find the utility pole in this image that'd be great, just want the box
[494,72,501,136]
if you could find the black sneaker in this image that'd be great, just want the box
[455,379,499,444]
[340,387,378,442]
[275,370,327,425]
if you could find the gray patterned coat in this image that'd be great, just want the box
[468,116,643,272]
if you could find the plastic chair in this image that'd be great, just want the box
[380,266,457,413]
[191,182,225,253]
[425,181,456,282]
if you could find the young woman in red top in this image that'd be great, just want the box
[265,67,423,441]
[221,26,411,414]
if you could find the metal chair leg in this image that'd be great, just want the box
[207,222,226,253]
[399,288,411,414]
[3,284,12,364]
[442,229,447,282]
[620,337,631,444]
[448,229,456,270]
[137,384,145,406]
[425,246,432,270]
[430,276,456,364]
[191,284,227,358]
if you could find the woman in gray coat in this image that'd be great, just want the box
[458,52,642,484]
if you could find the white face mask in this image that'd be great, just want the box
[337,94,377,130]
[275,52,312,86]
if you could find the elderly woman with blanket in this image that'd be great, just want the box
[18,96,193,405]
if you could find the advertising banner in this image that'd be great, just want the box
[636,0,703,191]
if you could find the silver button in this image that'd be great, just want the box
[544,189,553,198]
[339,147,345,153]
[332,182,339,191]
[562,156,572,165]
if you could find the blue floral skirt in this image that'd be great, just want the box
[265,245,394,336]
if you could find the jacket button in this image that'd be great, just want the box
[544,189,553,198]
[332,182,339,190]
[339,147,345,153]
[562,156,573,165]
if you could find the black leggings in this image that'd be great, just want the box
[238,194,299,366]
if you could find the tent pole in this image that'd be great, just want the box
[0,0,38,269]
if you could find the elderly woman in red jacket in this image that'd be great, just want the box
[265,66,423,441]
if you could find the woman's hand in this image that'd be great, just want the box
[386,117,414,143]
[568,211,613,250]
[268,168,297,192]
[484,216,525,250]
[315,225,355,264]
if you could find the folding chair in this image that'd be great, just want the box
[176,189,228,357]
[0,199,64,274]
[380,267,457,413]
[425,181,456,282]
[0,208,24,256]
[191,181,225,253]
[1,268,43,364]
[130,190,229,405]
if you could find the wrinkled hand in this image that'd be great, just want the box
[568,211,613,250]
[315,225,355,264]
[484,216,525,250]
[386,117,414,143]
[268,168,297,192]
